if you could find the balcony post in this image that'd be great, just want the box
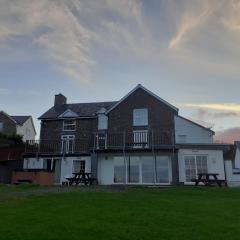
[151,129,154,149]
[123,131,126,152]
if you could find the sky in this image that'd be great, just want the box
[0,0,240,142]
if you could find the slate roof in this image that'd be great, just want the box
[11,116,31,125]
[39,101,118,119]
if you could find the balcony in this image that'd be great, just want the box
[25,130,173,155]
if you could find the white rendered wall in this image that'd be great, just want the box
[97,155,114,185]
[225,161,240,187]
[23,157,43,169]
[24,156,91,183]
[60,156,91,183]
[178,149,225,184]
[97,154,172,185]
[17,118,36,142]
[234,148,240,169]
[175,116,213,144]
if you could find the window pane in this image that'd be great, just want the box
[63,120,76,131]
[43,159,52,171]
[98,114,108,130]
[196,156,207,174]
[184,156,196,182]
[114,157,126,183]
[133,109,148,126]
[156,156,169,183]
[73,160,85,173]
[141,156,154,183]
[128,156,140,183]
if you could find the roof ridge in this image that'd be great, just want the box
[66,101,118,105]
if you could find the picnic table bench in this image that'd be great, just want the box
[65,172,98,186]
[191,173,227,187]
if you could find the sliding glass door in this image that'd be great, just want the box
[156,156,170,183]
[113,155,170,184]
[128,156,140,183]
[113,157,126,183]
[141,156,155,183]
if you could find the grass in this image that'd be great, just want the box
[0,186,240,240]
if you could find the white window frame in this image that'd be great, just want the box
[72,160,85,173]
[184,155,208,183]
[98,114,108,130]
[133,108,148,126]
[63,119,76,131]
[133,130,149,148]
[61,135,75,153]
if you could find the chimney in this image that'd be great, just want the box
[54,94,67,107]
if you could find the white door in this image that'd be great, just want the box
[53,159,62,183]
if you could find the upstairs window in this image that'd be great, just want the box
[133,108,148,126]
[63,120,76,131]
[98,114,108,130]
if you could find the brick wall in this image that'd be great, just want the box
[108,88,176,133]
[0,112,16,136]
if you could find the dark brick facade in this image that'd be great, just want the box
[39,87,177,148]
[0,112,16,136]
[108,88,176,133]
[40,118,97,140]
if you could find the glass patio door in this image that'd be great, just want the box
[156,156,170,183]
[128,156,140,183]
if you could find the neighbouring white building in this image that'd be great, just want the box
[0,111,36,142]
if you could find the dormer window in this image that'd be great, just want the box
[133,108,148,126]
[63,120,76,131]
[98,114,108,130]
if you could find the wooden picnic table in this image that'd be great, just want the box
[192,173,227,187]
[66,172,98,186]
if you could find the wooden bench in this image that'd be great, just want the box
[191,173,227,187]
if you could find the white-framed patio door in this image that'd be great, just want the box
[53,159,62,183]
[125,156,170,184]
[184,155,208,183]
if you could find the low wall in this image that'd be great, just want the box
[12,170,54,186]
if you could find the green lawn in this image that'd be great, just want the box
[0,186,240,240]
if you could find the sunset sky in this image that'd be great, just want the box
[0,0,240,142]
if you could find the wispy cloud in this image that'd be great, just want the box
[0,0,146,84]
[181,103,240,112]
[0,88,11,95]
[222,0,240,31]
[168,2,213,50]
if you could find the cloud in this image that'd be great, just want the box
[181,103,240,112]
[168,1,213,50]
[191,108,240,119]
[0,0,146,84]
[215,127,240,143]
[0,88,11,95]
[222,0,240,31]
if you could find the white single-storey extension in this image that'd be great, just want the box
[178,148,226,184]
[224,142,240,187]
[97,153,173,185]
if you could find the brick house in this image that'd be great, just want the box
[23,84,228,185]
